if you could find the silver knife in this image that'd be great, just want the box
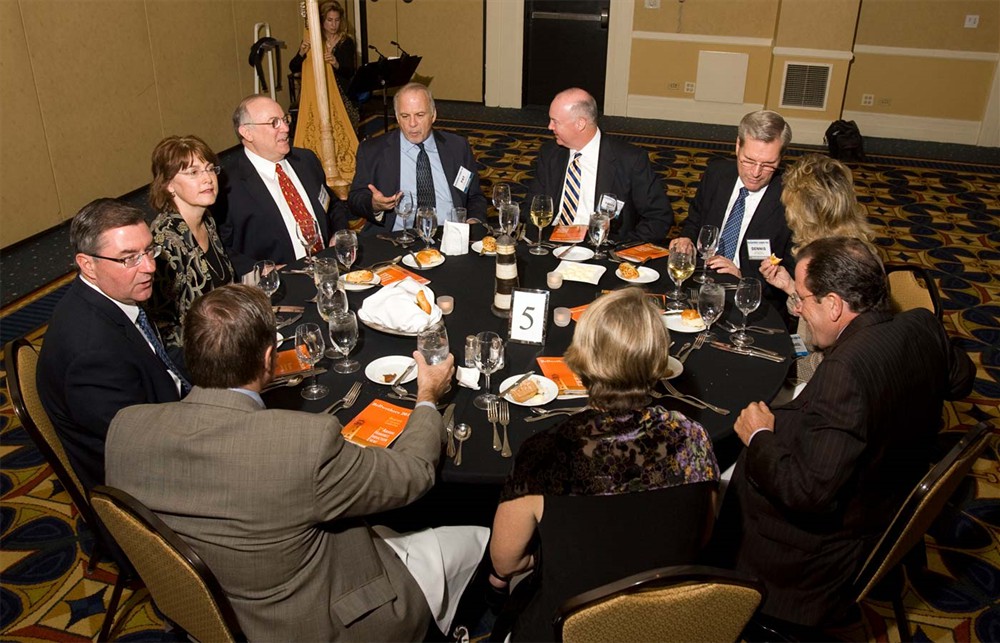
[442,403,457,457]
[497,371,536,399]
[709,341,785,362]
[275,313,303,330]
[406,251,423,268]
[391,360,417,387]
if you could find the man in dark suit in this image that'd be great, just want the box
[107,285,488,641]
[348,82,487,231]
[37,198,185,491]
[714,237,975,628]
[528,87,673,243]
[671,110,794,282]
[217,95,348,275]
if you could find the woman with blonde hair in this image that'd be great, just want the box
[290,0,360,127]
[488,287,719,642]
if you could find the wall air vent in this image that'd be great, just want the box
[780,62,831,110]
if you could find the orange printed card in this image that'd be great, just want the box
[536,357,586,395]
[341,399,413,448]
[616,243,670,262]
[548,225,588,243]
[569,304,590,322]
[274,349,311,377]
[376,265,430,286]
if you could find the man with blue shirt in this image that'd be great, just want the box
[348,83,487,230]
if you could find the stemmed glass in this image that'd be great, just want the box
[395,191,416,245]
[492,183,511,211]
[597,193,618,220]
[316,284,348,358]
[694,225,720,284]
[732,277,762,348]
[333,230,358,272]
[417,321,450,365]
[588,213,610,259]
[253,260,280,300]
[416,207,438,248]
[499,203,520,237]
[328,310,360,373]
[697,282,725,341]
[313,257,339,291]
[529,195,553,255]
[666,246,696,309]
[294,323,328,400]
[295,223,322,268]
[472,331,503,410]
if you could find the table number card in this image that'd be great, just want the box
[508,288,550,345]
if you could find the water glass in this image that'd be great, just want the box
[492,183,511,210]
[328,310,360,373]
[452,207,468,223]
[396,191,415,244]
[588,213,610,259]
[417,321,450,365]
[499,203,520,237]
[294,323,328,400]
[295,223,322,265]
[333,229,358,272]
[313,257,339,289]
[695,224,720,284]
[472,331,503,410]
[732,277,762,347]
[253,260,280,298]
[416,207,438,248]
[698,282,725,340]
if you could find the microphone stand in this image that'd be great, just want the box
[369,45,392,133]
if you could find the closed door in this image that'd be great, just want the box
[522,0,610,109]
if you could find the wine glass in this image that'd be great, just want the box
[312,256,339,291]
[395,191,415,245]
[492,183,511,211]
[588,213,610,259]
[597,193,618,219]
[499,203,520,237]
[294,323,328,400]
[732,277,762,348]
[328,310,360,373]
[417,321,450,365]
[666,246,696,309]
[333,230,358,272]
[295,222,322,268]
[698,282,725,341]
[472,331,503,410]
[416,207,438,248]
[253,260,280,299]
[316,284,348,358]
[694,224,720,284]
[529,195,553,255]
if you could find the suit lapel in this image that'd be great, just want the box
[434,131,463,202]
[595,137,616,202]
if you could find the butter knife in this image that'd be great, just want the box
[709,341,785,363]
[497,371,536,399]
[406,250,423,268]
[442,403,457,457]
[275,313,303,330]
[391,360,417,388]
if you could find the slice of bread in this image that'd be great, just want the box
[416,290,432,314]
[619,262,640,280]
[345,270,374,284]
[509,377,540,403]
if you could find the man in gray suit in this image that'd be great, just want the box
[106,285,486,641]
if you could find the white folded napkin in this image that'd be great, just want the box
[358,278,443,332]
[440,221,470,256]
[456,366,480,390]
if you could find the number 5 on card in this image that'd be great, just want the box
[508,288,550,345]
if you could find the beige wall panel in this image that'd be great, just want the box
[774,0,860,51]
[0,1,61,247]
[846,54,994,120]
[633,0,778,38]
[365,0,397,59]
[629,39,772,103]
[857,0,999,52]
[766,56,850,120]
[398,0,483,102]
[231,0,304,111]
[20,1,162,222]
[146,1,243,155]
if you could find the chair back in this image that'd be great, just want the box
[854,420,994,601]
[885,263,942,319]
[554,565,765,643]
[90,486,246,642]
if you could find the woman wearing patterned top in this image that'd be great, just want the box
[488,287,720,642]
[148,135,235,349]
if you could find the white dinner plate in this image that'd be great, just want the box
[276,331,286,345]
[664,356,684,380]
[663,312,706,333]
[402,253,445,269]
[365,355,418,385]
[340,271,381,291]
[471,241,496,256]
[499,374,558,407]
[616,266,660,284]
[552,246,595,262]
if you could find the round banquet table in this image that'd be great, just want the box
[264,233,793,485]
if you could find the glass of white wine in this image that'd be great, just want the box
[667,246,696,309]
[529,195,553,255]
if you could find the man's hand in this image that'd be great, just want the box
[706,254,742,278]
[369,185,401,213]
[759,261,793,295]
[735,401,774,446]
[669,237,695,254]
[414,351,454,404]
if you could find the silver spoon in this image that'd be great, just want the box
[453,423,471,466]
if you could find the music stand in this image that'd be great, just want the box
[348,55,422,133]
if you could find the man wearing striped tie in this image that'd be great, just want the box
[528,88,674,243]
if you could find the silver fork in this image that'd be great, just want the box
[499,401,512,458]
[649,388,707,410]
[323,381,362,414]
[487,400,502,452]
[661,379,730,415]
[681,332,707,363]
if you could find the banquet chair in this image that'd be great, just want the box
[884,263,942,320]
[553,565,765,642]
[91,485,247,643]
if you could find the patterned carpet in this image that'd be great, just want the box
[1,120,998,642]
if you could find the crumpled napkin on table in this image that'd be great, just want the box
[358,278,442,333]
[440,221,470,256]
[456,366,480,390]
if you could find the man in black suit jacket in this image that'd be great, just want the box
[37,199,184,491]
[713,237,975,628]
[217,95,348,275]
[348,83,487,231]
[528,88,673,243]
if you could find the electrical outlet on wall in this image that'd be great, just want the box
[684,82,695,93]
[644,0,660,8]
[879,97,892,106]
[668,82,680,90]
[861,94,874,106]
[965,14,979,28]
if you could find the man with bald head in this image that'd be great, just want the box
[217,94,348,275]
[528,88,673,243]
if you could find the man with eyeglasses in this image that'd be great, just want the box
[37,198,187,491]
[216,94,348,275]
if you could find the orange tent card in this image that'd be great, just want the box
[616,243,669,262]
[569,304,589,322]
[274,349,311,377]
[376,264,429,287]
[341,399,413,448]
[536,357,586,395]
[548,225,588,243]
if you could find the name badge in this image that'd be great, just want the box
[453,167,472,193]
[318,187,331,212]
[746,239,772,260]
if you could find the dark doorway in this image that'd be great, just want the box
[522,0,610,110]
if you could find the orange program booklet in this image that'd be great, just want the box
[569,304,590,322]
[536,357,587,395]
[616,243,670,262]
[549,225,588,243]
[376,265,430,287]
[341,399,413,448]
[274,349,311,377]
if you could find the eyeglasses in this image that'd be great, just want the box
[89,245,162,268]
[790,291,819,309]
[738,155,780,174]
[243,114,292,129]
[176,165,221,179]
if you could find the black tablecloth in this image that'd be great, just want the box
[264,235,792,484]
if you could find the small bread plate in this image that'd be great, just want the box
[664,356,684,380]
[663,312,706,333]
[365,355,418,385]
[340,271,381,291]
[402,253,445,270]
[499,374,558,407]
[616,266,659,284]
[471,241,496,256]
[552,246,595,262]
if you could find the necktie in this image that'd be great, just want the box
[719,187,749,260]
[557,152,582,226]
[275,163,323,254]
[136,309,191,395]
[415,143,436,208]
